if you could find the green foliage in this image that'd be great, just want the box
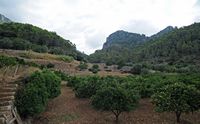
[15,72,49,117]
[67,76,82,87]
[88,23,200,73]
[0,22,86,60]
[58,55,73,62]
[53,70,69,81]
[40,70,61,98]
[67,74,200,122]
[31,44,48,53]
[74,76,101,98]
[152,83,200,123]
[0,55,18,67]
[46,63,55,68]
[89,64,100,74]
[130,64,142,74]
[78,61,88,71]
[92,82,139,122]
[15,70,61,117]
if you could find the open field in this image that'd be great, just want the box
[33,86,200,124]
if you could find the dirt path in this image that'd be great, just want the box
[33,86,200,124]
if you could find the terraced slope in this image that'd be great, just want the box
[0,66,38,124]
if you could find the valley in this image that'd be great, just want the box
[0,13,200,124]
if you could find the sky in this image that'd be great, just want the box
[0,0,200,54]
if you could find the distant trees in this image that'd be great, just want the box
[152,83,200,123]
[0,22,84,60]
[88,23,200,71]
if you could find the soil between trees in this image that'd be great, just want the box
[32,86,200,124]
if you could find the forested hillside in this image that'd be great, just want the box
[0,22,85,60]
[89,26,175,65]
[89,23,200,73]
[135,23,200,65]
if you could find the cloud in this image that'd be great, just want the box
[120,20,158,36]
[0,0,200,54]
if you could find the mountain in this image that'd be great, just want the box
[89,26,175,65]
[0,14,12,23]
[134,23,200,65]
[150,26,175,39]
[0,22,85,60]
[89,22,200,73]
[103,30,148,49]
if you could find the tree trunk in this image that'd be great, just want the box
[176,112,181,123]
[115,114,119,123]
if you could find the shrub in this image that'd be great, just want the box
[58,55,73,62]
[15,70,61,117]
[0,55,18,67]
[152,83,200,123]
[32,45,48,53]
[67,76,83,87]
[46,63,55,68]
[41,70,61,98]
[74,76,101,98]
[54,70,69,81]
[130,64,142,74]
[89,64,100,74]
[15,72,49,117]
[78,61,88,71]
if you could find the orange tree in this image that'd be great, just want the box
[152,82,200,123]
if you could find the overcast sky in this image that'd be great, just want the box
[0,0,200,54]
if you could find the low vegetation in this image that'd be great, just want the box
[66,73,200,123]
[78,61,88,71]
[89,64,100,74]
[15,70,61,117]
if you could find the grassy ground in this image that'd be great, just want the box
[32,86,200,124]
[0,49,130,76]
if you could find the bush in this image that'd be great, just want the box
[89,64,100,74]
[54,70,69,81]
[67,76,83,87]
[74,76,101,98]
[152,83,200,123]
[15,70,61,117]
[46,63,55,68]
[58,55,73,62]
[15,72,49,117]
[130,64,142,74]
[78,61,88,71]
[41,70,61,98]
[0,55,18,67]
[32,45,48,53]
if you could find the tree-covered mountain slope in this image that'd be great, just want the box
[89,26,175,65]
[134,23,200,65]
[103,30,148,49]
[0,22,85,60]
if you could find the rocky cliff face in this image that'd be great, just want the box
[103,30,148,49]
[0,14,12,24]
